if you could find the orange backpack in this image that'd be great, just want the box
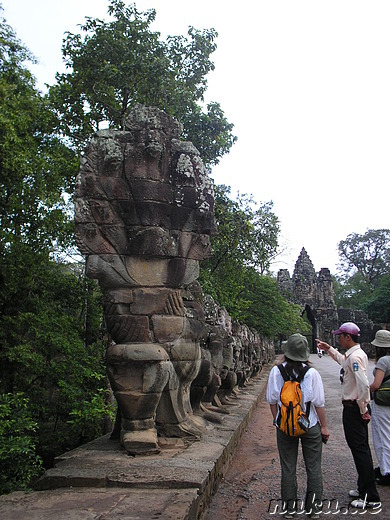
[276,364,311,436]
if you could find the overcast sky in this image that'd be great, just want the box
[2,0,390,275]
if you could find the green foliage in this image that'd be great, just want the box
[48,0,236,166]
[0,257,109,465]
[180,102,236,167]
[200,186,305,337]
[337,229,390,288]
[204,185,280,274]
[0,14,77,256]
[67,388,115,442]
[333,271,372,309]
[0,9,112,489]
[237,269,310,337]
[0,393,42,494]
[362,274,390,324]
[335,229,390,321]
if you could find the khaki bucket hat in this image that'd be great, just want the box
[371,329,390,348]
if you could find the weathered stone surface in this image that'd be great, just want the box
[129,288,185,316]
[105,314,151,343]
[74,105,217,455]
[74,104,275,456]
[152,315,185,342]
[124,257,200,287]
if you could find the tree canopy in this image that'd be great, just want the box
[48,0,237,166]
[337,229,390,288]
[335,229,390,322]
[200,186,309,336]
[0,8,113,492]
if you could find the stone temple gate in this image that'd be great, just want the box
[277,248,375,352]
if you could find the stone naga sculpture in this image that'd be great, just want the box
[74,105,216,455]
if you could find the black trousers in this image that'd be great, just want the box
[342,401,380,502]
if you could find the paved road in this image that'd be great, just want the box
[204,353,390,519]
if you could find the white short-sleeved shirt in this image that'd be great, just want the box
[266,362,325,427]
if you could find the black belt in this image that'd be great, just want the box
[342,399,357,407]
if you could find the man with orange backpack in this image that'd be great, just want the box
[267,333,330,518]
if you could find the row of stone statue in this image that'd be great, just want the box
[74,104,274,455]
[106,286,275,455]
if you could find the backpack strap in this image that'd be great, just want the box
[277,363,290,382]
[296,364,311,383]
[277,363,311,383]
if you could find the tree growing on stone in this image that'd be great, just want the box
[48,0,237,167]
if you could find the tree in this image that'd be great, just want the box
[48,0,236,166]
[337,229,390,288]
[239,268,311,338]
[335,229,390,320]
[199,186,305,337]
[201,185,279,280]
[0,9,114,486]
[0,393,42,494]
[363,274,390,324]
[1,5,76,390]
[0,8,78,257]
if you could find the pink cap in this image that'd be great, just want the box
[332,322,360,336]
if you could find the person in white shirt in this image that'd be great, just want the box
[267,333,329,518]
[316,322,381,510]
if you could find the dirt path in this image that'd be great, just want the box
[204,354,390,519]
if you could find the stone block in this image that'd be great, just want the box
[130,288,184,316]
[75,223,117,255]
[125,257,199,287]
[179,186,201,209]
[170,206,194,230]
[103,288,134,305]
[75,173,107,199]
[111,200,139,226]
[100,224,128,252]
[136,200,172,228]
[124,153,168,182]
[152,316,185,342]
[127,227,178,257]
[131,179,173,204]
[99,176,132,200]
[106,343,169,363]
[74,199,93,223]
[184,301,205,321]
[179,232,212,260]
[182,316,206,341]
[86,255,136,288]
[105,314,151,343]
